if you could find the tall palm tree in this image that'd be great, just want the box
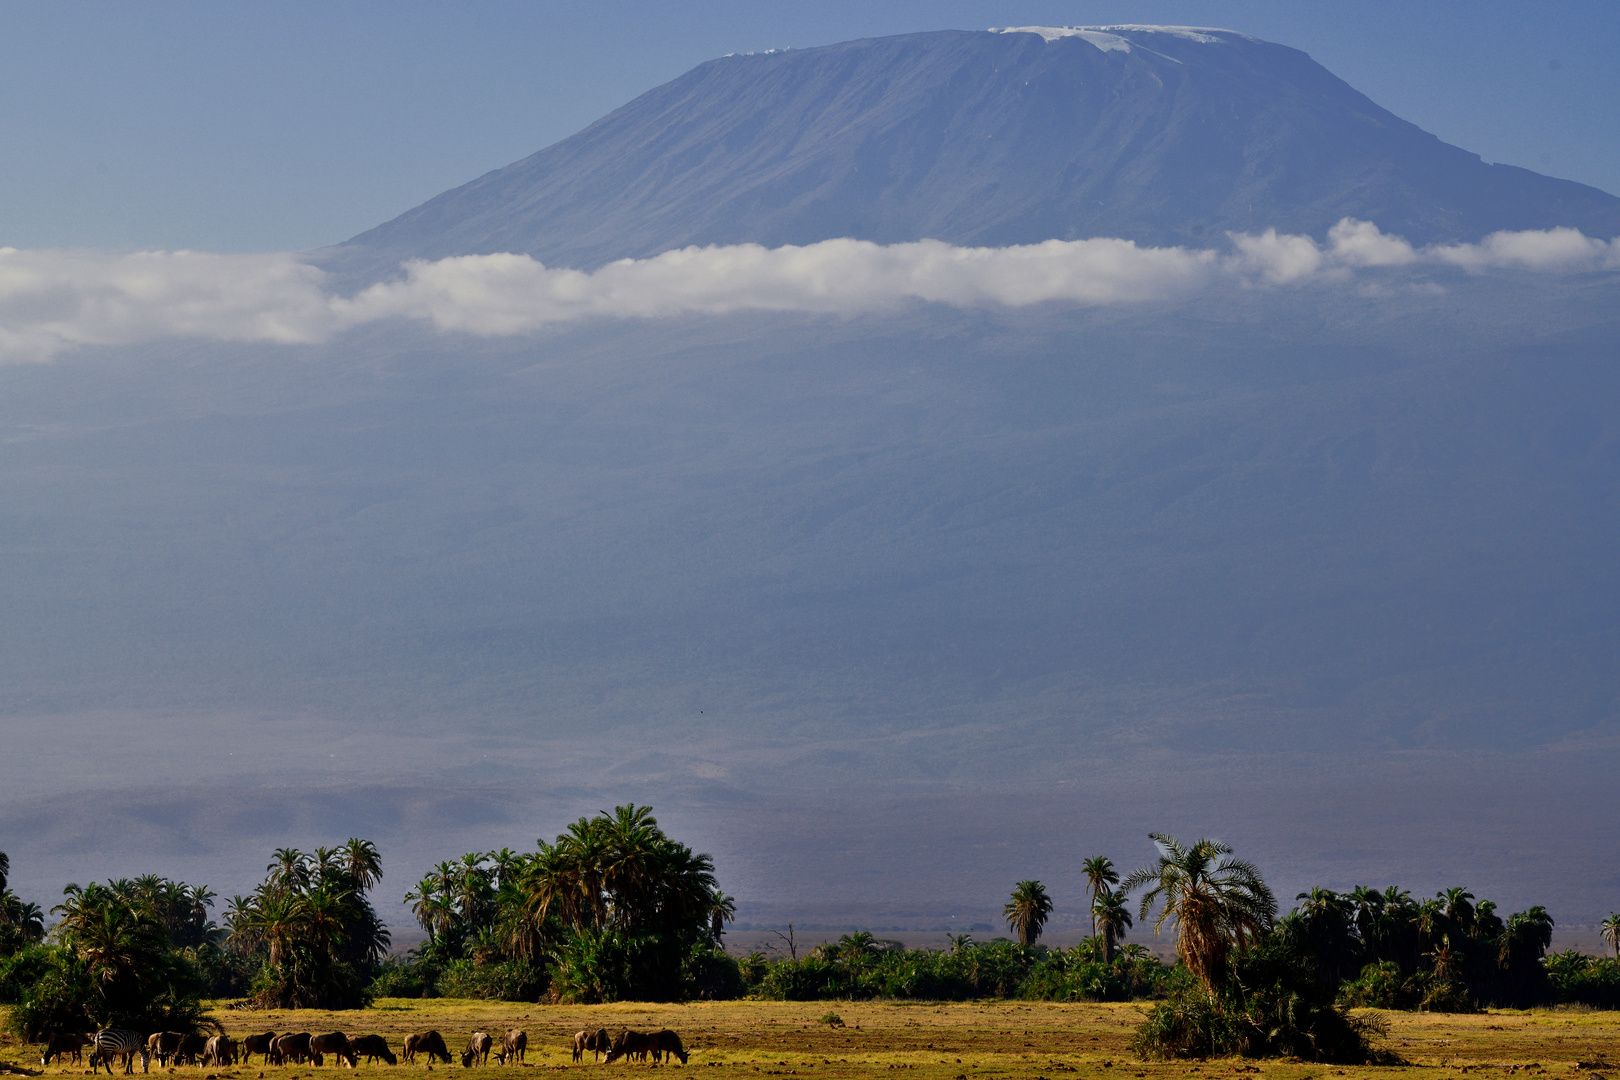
[342,838,383,893]
[1122,833,1276,995]
[248,891,305,969]
[1003,880,1054,947]
[267,848,310,896]
[709,890,737,943]
[13,900,45,942]
[1093,887,1133,962]
[1601,913,1620,960]
[1081,857,1118,937]
[0,850,9,895]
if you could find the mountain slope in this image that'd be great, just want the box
[332,27,1620,273]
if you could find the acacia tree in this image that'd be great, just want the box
[1003,880,1054,948]
[1122,833,1276,995]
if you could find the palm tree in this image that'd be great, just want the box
[342,838,383,893]
[1081,856,1118,937]
[1602,913,1620,960]
[1122,833,1277,995]
[0,850,9,895]
[1093,886,1133,962]
[248,891,305,969]
[267,848,310,896]
[709,890,737,943]
[1003,880,1054,947]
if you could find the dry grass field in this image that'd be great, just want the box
[4,1001,1619,1080]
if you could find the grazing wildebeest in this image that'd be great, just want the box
[206,1035,238,1067]
[312,1033,358,1068]
[350,1035,398,1065]
[175,1033,209,1066]
[573,1029,612,1063]
[461,1032,493,1068]
[652,1032,688,1066]
[241,1032,278,1064]
[89,1030,149,1075]
[403,1031,452,1065]
[605,1031,654,1065]
[146,1032,182,1067]
[41,1032,91,1066]
[496,1031,527,1065]
[273,1032,314,1065]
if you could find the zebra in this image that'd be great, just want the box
[89,1030,149,1075]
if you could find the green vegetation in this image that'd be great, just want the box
[0,867,219,1039]
[389,805,734,1003]
[5,821,1620,1070]
[223,839,390,1008]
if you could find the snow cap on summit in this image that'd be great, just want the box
[991,25,1242,51]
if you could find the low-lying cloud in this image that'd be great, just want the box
[1,221,1615,361]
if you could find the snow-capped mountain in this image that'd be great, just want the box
[332,27,1619,273]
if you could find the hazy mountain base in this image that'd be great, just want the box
[0,269,1616,924]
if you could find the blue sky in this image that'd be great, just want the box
[1,0,1615,253]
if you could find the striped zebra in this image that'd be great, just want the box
[89,1030,149,1075]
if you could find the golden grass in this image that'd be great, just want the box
[4,1000,1618,1080]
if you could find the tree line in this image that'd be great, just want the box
[5,818,1620,1062]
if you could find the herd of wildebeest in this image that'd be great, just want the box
[36,1026,688,1074]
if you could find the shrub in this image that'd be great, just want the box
[1339,960,1421,1009]
[434,958,548,1001]
[369,958,432,999]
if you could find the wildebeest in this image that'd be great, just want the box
[89,1030,149,1075]
[573,1029,612,1063]
[461,1032,493,1068]
[652,1032,688,1066]
[312,1032,358,1068]
[175,1033,209,1066]
[145,1032,182,1067]
[206,1035,238,1067]
[495,1030,526,1066]
[41,1032,91,1066]
[273,1032,314,1065]
[241,1032,278,1064]
[403,1031,453,1065]
[350,1034,398,1065]
[605,1031,654,1065]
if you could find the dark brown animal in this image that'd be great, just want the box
[403,1031,452,1065]
[312,1033,357,1068]
[273,1032,313,1065]
[605,1031,654,1065]
[175,1033,209,1066]
[146,1033,182,1067]
[41,1032,91,1066]
[652,1032,687,1066]
[496,1030,526,1065]
[206,1035,237,1067]
[350,1035,398,1065]
[461,1032,492,1068]
[241,1033,278,1064]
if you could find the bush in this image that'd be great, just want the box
[685,944,742,1000]
[1339,960,1421,1009]
[1134,988,1242,1060]
[1547,951,1620,1009]
[1135,933,1388,1064]
[248,954,373,1010]
[434,958,548,1001]
[2,948,93,1040]
[369,958,433,999]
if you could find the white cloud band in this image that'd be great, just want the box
[0,221,1615,361]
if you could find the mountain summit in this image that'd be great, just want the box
[333,27,1620,272]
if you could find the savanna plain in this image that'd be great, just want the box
[6,1000,1619,1080]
